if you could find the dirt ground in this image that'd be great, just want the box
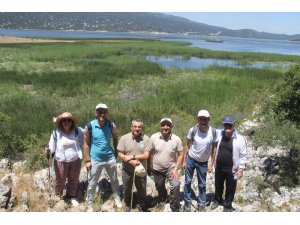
[0,35,146,43]
[0,35,75,43]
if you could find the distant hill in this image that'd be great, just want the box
[1,12,299,40]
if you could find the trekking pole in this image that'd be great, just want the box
[130,170,136,210]
[84,168,90,200]
[46,146,52,207]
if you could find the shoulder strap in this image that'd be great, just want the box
[108,120,113,134]
[211,127,217,142]
[52,129,58,158]
[75,126,79,137]
[191,124,198,143]
[53,128,57,143]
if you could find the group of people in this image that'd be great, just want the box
[45,103,247,212]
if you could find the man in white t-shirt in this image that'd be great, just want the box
[182,110,217,212]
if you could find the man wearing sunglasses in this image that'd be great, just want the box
[211,115,247,212]
[145,118,184,212]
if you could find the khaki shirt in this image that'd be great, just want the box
[117,132,150,171]
[145,132,183,172]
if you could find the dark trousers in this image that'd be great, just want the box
[54,158,81,197]
[214,166,237,208]
[153,169,180,211]
[122,168,146,207]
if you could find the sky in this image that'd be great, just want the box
[166,12,300,35]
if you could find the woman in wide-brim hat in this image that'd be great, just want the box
[45,112,84,205]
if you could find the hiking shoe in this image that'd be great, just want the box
[171,207,180,212]
[211,202,221,210]
[124,206,131,212]
[86,205,94,212]
[114,196,122,208]
[198,203,206,212]
[70,198,79,207]
[223,206,236,212]
[137,204,149,212]
[183,203,191,212]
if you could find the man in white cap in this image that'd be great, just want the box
[145,117,184,212]
[182,110,217,212]
[84,103,122,211]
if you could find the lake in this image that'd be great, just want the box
[146,55,291,70]
[1,28,300,56]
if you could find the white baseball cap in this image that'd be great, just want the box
[197,110,210,118]
[160,117,173,125]
[95,103,108,110]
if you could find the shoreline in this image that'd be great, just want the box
[0,35,76,43]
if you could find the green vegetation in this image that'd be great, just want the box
[253,65,300,187]
[0,39,295,171]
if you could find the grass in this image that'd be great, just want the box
[0,39,291,169]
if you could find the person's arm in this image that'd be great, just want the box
[83,128,92,171]
[236,136,247,178]
[208,143,217,173]
[182,140,191,169]
[111,126,119,158]
[171,150,184,180]
[118,149,141,167]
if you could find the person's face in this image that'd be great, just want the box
[223,123,235,137]
[160,121,172,137]
[198,116,209,129]
[61,118,73,131]
[131,121,143,138]
[95,108,108,122]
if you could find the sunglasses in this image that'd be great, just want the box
[62,118,72,123]
[223,123,233,127]
[160,122,172,127]
[97,110,107,115]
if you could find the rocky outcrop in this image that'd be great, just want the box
[0,119,299,212]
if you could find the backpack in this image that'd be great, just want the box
[190,125,217,143]
[86,119,113,137]
[86,119,116,157]
[52,126,80,158]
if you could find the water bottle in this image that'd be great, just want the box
[233,175,238,180]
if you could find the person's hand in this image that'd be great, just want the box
[123,155,133,163]
[182,161,186,170]
[86,161,92,171]
[44,146,50,157]
[207,163,214,173]
[170,168,179,180]
[235,169,244,179]
[129,159,140,167]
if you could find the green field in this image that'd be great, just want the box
[0,39,296,170]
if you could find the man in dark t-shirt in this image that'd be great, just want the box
[212,115,247,212]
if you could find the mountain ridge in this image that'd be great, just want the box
[0,12,299,40]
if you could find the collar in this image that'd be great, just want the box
[132,133,143,141]
[159,132,172,141]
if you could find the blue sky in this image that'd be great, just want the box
[166,13,300,35]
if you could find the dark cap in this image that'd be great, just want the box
[222,115,235,124]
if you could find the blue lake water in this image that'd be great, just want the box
[1,28,300,56]
[146,55,291,70]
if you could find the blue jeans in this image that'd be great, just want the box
[184,154,208,205]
